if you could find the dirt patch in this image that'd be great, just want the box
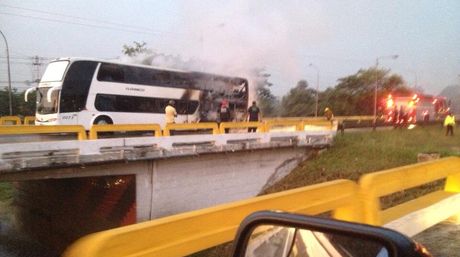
[413,220,460,257]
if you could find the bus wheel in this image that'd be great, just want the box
[93,116,113,125]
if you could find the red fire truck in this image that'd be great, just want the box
[384,93,448,125]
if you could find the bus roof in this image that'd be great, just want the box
[49,57,248,84]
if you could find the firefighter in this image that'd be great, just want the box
[444,112,455,136]
[324,107,334,121]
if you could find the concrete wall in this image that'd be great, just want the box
[146,147,312,219]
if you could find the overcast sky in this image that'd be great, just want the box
[1,0,459,96]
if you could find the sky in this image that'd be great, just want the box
[1,0,460,97]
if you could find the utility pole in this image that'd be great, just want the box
[32,55,43,85]
[0,30,13,115]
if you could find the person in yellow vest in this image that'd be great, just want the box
[165,100,177,124]
[324,107,334,121]
[444,112,455,136]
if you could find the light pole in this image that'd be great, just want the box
[0,30,13,115]
[308,63,320,117]
[373,55,398,130]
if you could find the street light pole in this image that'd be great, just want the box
[0,30,13,115]
[373,55,398,130]
[308,63,320,117]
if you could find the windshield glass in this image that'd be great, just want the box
[36,87,59,114]
[40,61,69,82]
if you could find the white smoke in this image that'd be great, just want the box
[120,1,329,99]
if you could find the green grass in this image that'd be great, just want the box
[264,124,459,194]
[0,182,13,202]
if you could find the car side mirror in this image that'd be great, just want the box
[232,211,431,257]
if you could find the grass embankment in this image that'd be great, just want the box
[192,124,460,257]
[265,124,459,194]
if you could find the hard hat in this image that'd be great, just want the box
[325,107,330,111]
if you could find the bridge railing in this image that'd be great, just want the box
[219,121,265,133]
[0,125,87,140]
[63,179,359,257]
[89,124,162,139]
[360,156,460,236]
[63,157,460,257]
[23,116,36,125]
[0,116,22,125]
[164,122,219,136]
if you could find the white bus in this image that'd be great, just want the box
[25,58,249,130]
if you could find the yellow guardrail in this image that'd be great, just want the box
[359,156,460,226]
[0,125,87,140]
[335,116,374,122]
[64,179,359,257]
[0,116,22,125]
[264,119,304,131]
[219,121,265,134]
[89,124,162,139]
[23,116,36,125]
[163,122,219,136]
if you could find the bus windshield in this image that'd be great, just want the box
[40,61,69,82]
[37,87,59,114]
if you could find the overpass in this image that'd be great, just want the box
[0,117,352,255]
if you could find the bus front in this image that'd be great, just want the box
[30,59,98,127]
[34,60,70,126]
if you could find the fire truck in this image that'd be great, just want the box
[384,93,448,125]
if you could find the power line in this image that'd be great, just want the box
[0,11,183,38]
[0,3,175,34]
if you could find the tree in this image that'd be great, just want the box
[280,80,316,117]
[320,68,408,116]
[122,41,152,57]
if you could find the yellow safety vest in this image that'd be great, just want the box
[444,115,455,126]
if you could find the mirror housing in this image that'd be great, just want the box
[232,211,431,257]
[24,87,37,102]
[47,85,61,102]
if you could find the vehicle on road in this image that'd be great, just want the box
[25,58,249,129]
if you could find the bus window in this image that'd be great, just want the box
[60,61,98,113]
[95,94,199,115]
[97,63,125,83]
[40,61,69,82]
[37,87,59,114]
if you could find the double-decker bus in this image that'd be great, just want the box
[25,58,249,129]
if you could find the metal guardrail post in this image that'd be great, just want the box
[23,116,36,125]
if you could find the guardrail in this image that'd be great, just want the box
[64,157,460,257]
[0,116,22,125]
[89,124,162,139]
[0,125,87,140]
[360,156,460,236]
[163,122,219,136]
[23,116,36,125]
[64,179,359,257]
[219,121,265,134]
